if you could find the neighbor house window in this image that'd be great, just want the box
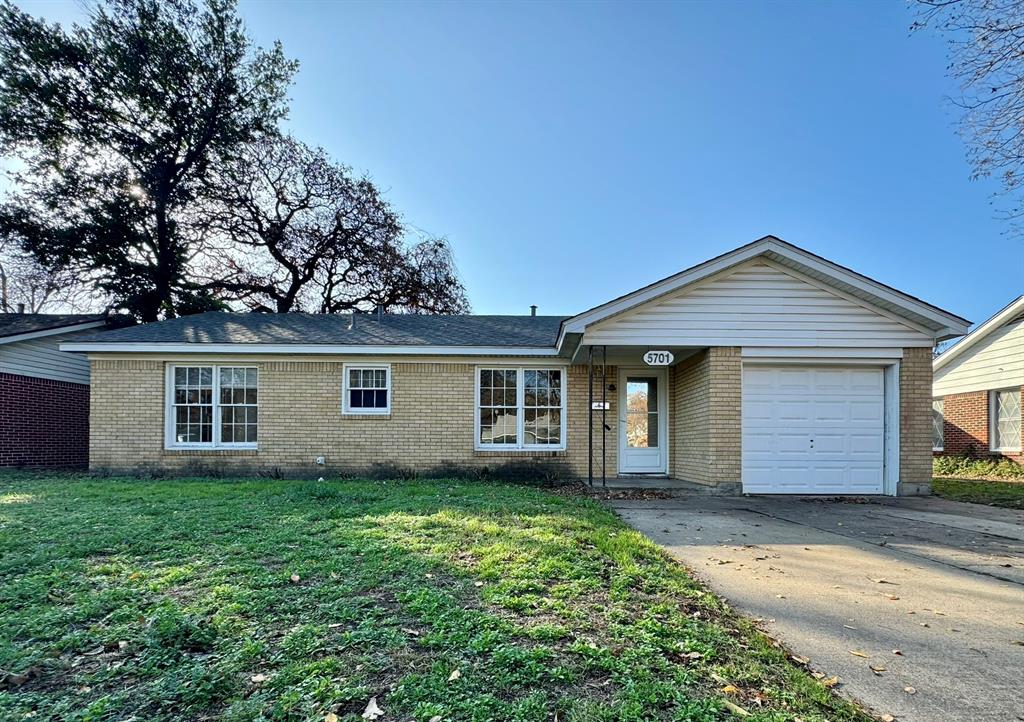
[991,389,1022,452]
[343,364,391,414]
[166,365,258,448]
[932,398,944,451]
[476,367,565,449]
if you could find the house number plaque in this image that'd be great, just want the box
[642,350,674,366]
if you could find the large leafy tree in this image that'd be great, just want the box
[0,0,296,320]
[195,134,469,314]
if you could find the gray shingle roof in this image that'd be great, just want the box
[0,313,107,339]
[74,311,567,347]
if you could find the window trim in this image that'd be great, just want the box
[164,364,259,450]
[474,365,567,451]
[932,398,944,452]
[342,363,392,416]
[990,388,1022,453]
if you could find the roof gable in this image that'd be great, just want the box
[933,295,1024,378]
[581,258,937,348]
[560,236,970,345]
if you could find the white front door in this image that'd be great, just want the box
[741,365,885,494]
[618,368,668,474]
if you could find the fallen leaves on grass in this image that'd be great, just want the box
[447,668,461,682]
[849,650,868,658]
[722,700,750,717]
[361,697,384,720]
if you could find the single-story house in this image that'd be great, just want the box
[932,295,1023,462]
[0,311,113,468]
[63,236,970,495]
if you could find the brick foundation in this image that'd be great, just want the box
[0,372,90,468]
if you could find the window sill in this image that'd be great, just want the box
[162,447,259,456]
[991,448,1022,454]
[474,448,566,457]
[342,411,392,418]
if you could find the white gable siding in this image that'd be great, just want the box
[0,330,92,384]
[582,259,934,348]
[933,316,1024,396]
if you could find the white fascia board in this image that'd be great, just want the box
[761,240,971,335]
[59,342,561,356]
[933,295,1024,372]
[558,243,766,341]
[742,347,904,359]
[0,320,107,346]
[556,237,971,350]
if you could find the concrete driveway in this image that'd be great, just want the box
[609,495,1024,722]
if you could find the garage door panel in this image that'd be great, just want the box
[742,364,885,495]
[850,400,884,423]
[777,400,813,419]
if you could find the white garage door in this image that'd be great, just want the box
[742,365,885,494]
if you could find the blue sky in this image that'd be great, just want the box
[15,0,1023,326]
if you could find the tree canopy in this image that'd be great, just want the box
[0,0,469,319]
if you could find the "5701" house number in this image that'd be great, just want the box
[642,350,674,366]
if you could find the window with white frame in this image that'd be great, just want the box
[991,388,1022,452]
[476,367,565,449]
[343,364,391,414]
[167,365,258,448]
[932,398,944,451]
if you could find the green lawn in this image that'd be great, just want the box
[0,474,872,722]
[932,477,1024,509]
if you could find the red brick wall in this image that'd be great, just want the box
[937,387,1023,462]
[0,372,90,468]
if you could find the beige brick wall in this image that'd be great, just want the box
[669,351,711,483]
[900,346,934,489]
[90,346,928,492]
[668,347,742,486]
[89,358,619,479]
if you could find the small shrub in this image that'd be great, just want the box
[933,454,1024,481]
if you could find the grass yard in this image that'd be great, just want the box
[932,477,1024,509]
[0,474,872,722]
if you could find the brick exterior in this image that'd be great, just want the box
[88,346,936,493]
[936,387,1023,463]
[89,358,619,478]
[668,347,741,487]
[0,371,90,468]
[899,347,935,492]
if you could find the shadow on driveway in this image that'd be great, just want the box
[608,495,1024,722]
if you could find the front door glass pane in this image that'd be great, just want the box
[626,376,658,448]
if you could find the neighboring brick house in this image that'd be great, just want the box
[0,312,112,468]
[63,236,970,495]
[933,296,1024,463]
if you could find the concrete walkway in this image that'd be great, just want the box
[609,495,1024,722]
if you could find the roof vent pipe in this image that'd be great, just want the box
[530,305,537,317]
[16,303,25,314]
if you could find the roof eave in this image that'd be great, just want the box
[934,295,1024,371]
[0,320,108,346]
[59,342,562,356]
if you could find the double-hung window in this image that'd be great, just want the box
[343,364,391,415]
[932,398,944,452]
[166,365,258,448]
[476,367,565,450]
[991,389,1022,452]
